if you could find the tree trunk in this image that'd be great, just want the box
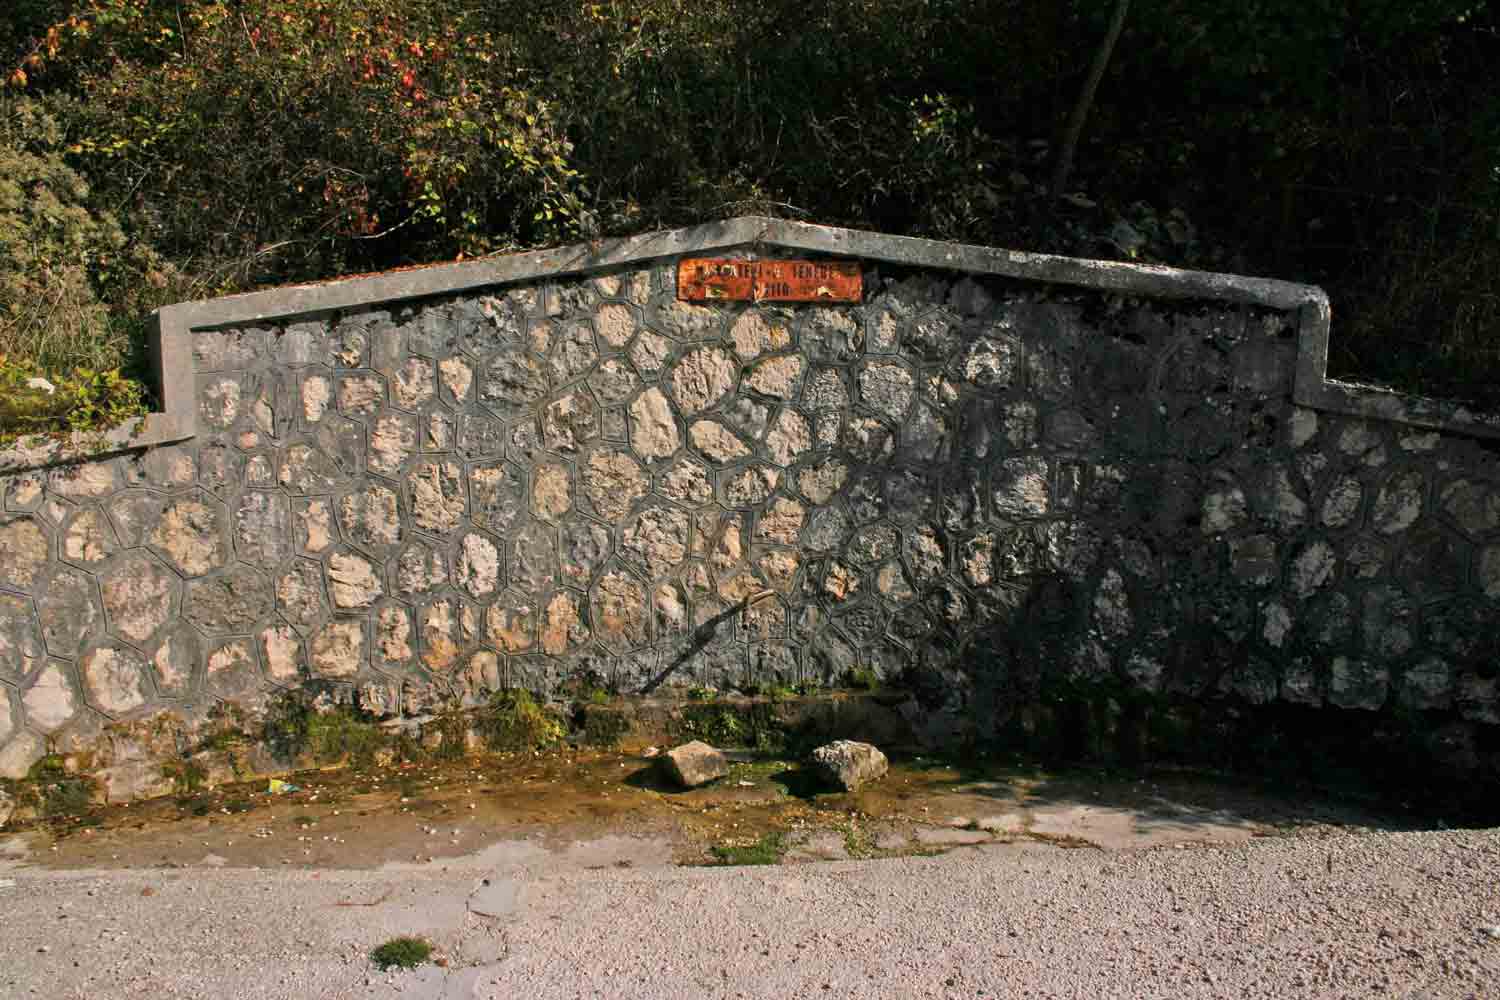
[1051,0,1131,200]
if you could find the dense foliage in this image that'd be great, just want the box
[4,0,1498,406]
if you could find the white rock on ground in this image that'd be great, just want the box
[662,740,728,788]
[810,740,889,791]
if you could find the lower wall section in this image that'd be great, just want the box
[1,247,1497,814]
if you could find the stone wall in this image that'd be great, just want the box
[0,219,1495,803]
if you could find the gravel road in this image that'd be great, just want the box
[1,826,1496,999]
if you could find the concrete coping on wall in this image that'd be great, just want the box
[2,215,1495,473]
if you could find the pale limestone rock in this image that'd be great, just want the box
[723,465,780,508]
[235,491,293,567]
[375,605,413,664]
[185,566,273,634]
[858,362,914,419]
[959,336,1021,389]
[420,598,462,671]
[1440,480,1500,538]
[1372,471,1424,535]
[542,391,598,453]
[629,387,681,461]
[765,409,811,467]
[798,461,846,509]
[1289,540,1338,598]
[622,506,690,580]
[397,542,448,595]
[300,498,335,553]
[531,463,573,521]
[1321,476,1364,529]
[486,600,535,654]
[689,420,750,464]
[1200,485,1248,535]
[205,639,260,698]
[669,347,736,415]
[752,499,805,549]
[302,375,331,422]
[260,625,303,682]
[439,356,473,402]
[581,449,648,521]
[327,551,383,609]
[655,300,719,339]
[757,549,800,593]
[310,620,364,678]
[0,730,45,780]
[653,582,688,634]
[710,516,744,571]
[409,461,467,533]
[24,662,77,732]
[594,571,647,650]
[1093,569,1133,638]
[594,302,638,347]
[629,330,672,378]
[659,457,714,507]
[960,533,995,588]
[729,310,791,360]
[62,509,116,566]
[339,485,401,549]
[458,532,501,598]
[200,377,242,428]
[1289,407,1318,447]
[874,560,913,602]
[276,559,326,632]
[1261,601,1292,648]
[337,374,384,415]
[80,646,147,715]
[810,740,888,791]
[746,355,803,400]
[823,561,860,602]
[663,740,727,788]
[149,499,229,577]
[101,553,178,645]
[541,591,586,656]
[392,356,435,409]
[369,412,416,477]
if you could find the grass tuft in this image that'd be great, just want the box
[371,936,432,970]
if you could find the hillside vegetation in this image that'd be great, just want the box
[4,1,1498,417]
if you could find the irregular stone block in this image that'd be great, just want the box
[669,347,736,416]
[101,552,180,645]
[0,516,49,590]
[580,449,648,521]
[408,461,467,534]
[621,505,690,581]
[628,387,680,461]
[23,662,78,732]
[310,620,364,679]
[36,567,103,659]
[80,644,148,716]
[663,740,728,788]
[1372,470,1424,535]
[810,740,889,791]
[185,565,273,635]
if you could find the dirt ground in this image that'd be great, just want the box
[7,748,1403,872]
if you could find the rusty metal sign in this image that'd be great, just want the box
[677,258,862,303]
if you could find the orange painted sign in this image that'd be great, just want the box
[677,258,862,303]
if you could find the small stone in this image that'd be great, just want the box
[689,420,751,464]
[662,740,728,788]
[809,740,888,791]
